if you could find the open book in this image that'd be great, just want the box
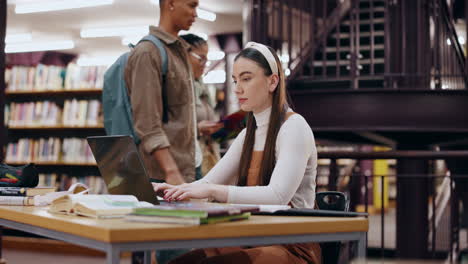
[48,194,152,218]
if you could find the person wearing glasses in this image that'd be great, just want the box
[180,34,223,180]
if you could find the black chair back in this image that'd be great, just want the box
[316,191,349,264]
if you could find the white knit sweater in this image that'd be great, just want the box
[198,107,317,208]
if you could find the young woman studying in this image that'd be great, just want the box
[153,41,321,264]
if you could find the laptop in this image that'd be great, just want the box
[86,135,159,204]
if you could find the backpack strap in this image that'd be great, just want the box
[139,35,169,123]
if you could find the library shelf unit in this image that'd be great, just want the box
[4,86,106,191]
[5,88,102,97]
[6,162,97,166]
[8,125,104,130]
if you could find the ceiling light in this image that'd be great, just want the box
[446,38,451,46]
[280,54,290,63]
[149,0,216,22]
[6,40,74,53]
[459,36,466,45]
[77,55,118,66]
[179,31,208,40]
[207,51,225,61]
[197,8,216,22]
[5,33,32,44]
[122,35,145,46]
[81,26,147,38]
[204,70,226,84]
[15,0,114,14]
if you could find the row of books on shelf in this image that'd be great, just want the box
[5,137,95,164]
[38,173,107,194]
[5,99,102,127]
[5,63,107,92]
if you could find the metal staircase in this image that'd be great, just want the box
[303,0,387,89]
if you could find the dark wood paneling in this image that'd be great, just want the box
[290,89,468,145]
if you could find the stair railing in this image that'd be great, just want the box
[249,0,352,81]
[383,0,467,90]
[432,0,468,90]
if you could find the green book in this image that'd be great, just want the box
[133,202,259,218]
[125,212,251,225]
[200,212,251,225]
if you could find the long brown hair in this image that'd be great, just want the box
[236,46,288,186]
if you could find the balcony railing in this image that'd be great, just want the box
[317,150,468,262]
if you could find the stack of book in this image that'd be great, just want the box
[0,186,56,205]
[126,202,260,225]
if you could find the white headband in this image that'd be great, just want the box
[244,42,278,75]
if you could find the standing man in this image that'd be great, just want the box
[125,0,199,185]
[125,1,200,263]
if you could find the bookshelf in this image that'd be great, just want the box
[6,162,97,166]
[5,89,103,96]
[3,63,107,193]
[8,125,104,130]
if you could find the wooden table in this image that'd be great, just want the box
[0,206,368,264]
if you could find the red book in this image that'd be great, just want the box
[212,110,247,142]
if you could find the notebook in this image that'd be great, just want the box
[86,135,159,205]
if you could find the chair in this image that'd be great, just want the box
[316,191,349,264]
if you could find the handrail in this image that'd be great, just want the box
[318,150,468,159]
[288,0,352,80]
[439,0,468,87]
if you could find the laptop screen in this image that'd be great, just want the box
[86,135,159,204]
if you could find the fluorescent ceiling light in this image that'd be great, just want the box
[122,35,145,46]
[207,51,225,61]
[81,26,147,38]
[5,33,32,44]
[197,8,216,22]
[149,0,216,22]
[179,31,208,40]
[77,55,118,66]
[6,40,74,53]
[15,0,114,14]
[204,70,226,84]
